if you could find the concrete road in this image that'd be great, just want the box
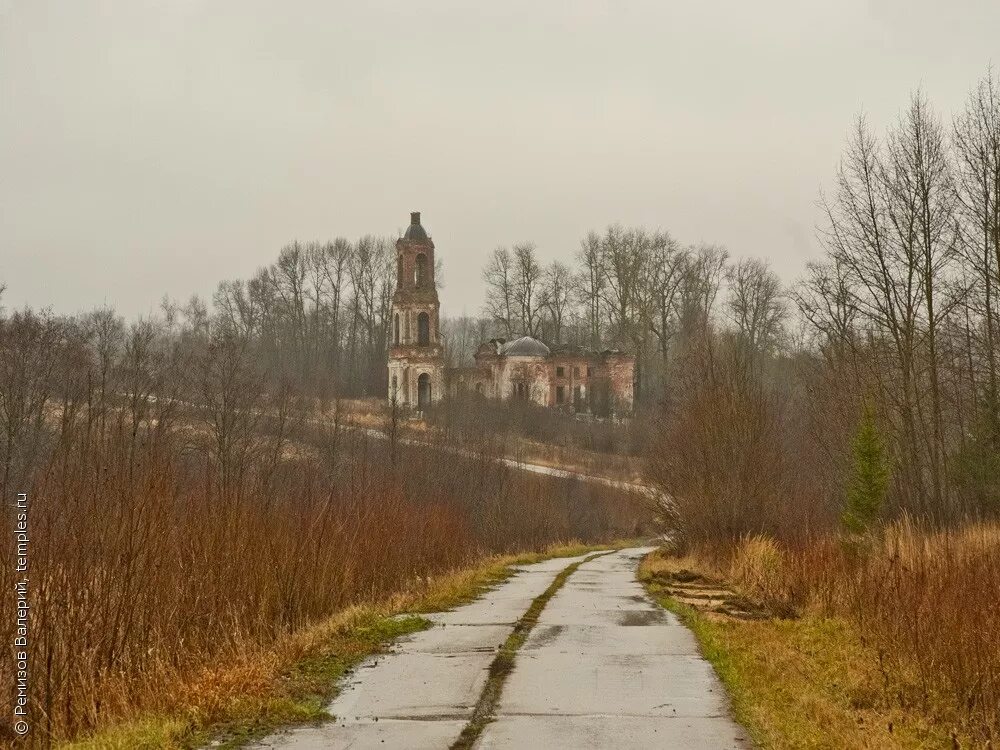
[248,555,590,750]
[476,548,749,749]
[248,549,747,749]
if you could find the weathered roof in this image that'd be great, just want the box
[548,343,588,356]
[501,336,551,357]
[403,211,429,241]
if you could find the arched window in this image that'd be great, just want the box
[393,313,400,345]
[397,256,403,288]
[417,312,430,345]
[414,253,427,287]
[390,375,398,402]
[417,373,432,409]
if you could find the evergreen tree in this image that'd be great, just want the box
[842,408,890,534]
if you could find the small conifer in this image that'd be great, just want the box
[842,407,889,535]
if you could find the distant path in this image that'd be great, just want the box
[165,395,655,497]
[351,423,656,498]
[249,549,745,749]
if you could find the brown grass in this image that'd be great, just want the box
[504,437,643,482]
[60,541,609,750]
[0,307,650,748]
[0,389,647,748]
[643,521,1000,746]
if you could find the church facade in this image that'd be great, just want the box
[387,212,635,415]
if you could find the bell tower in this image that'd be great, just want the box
[388,211,445,409]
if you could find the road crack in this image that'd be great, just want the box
[450,551,612,750]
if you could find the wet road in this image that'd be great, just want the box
[249,549,747,749]
[476,548,748,749]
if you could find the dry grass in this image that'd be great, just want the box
[505,437,643,481]
[641,521,1000,747]
[641,551,955,748]
[58,541,616,750]
[331,397,388,429]
[0,383,647,748]
[429,393,645,476]
[330,395,646,483]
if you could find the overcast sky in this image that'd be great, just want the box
[2,1,998,319]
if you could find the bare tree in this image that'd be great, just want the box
[726,257,787,364]
[0,309,64,499]
[512,242,543,337]
[883,93,959,512]
[483,246,516,336]
[440,315,482,367]
[575,231,606,349]
[793,257,858,352]
[821,114,928,512]
[954,70,1000,432]
[647,239,687,373]
[675,243,729,373]
[539,261,571,343]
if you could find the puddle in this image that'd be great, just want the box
[526,624,565,648]
[618,609,667,626]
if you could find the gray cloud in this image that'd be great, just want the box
[2,0,997,317]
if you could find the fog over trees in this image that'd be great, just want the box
[2,70,999,534]
[653,73,1000,534]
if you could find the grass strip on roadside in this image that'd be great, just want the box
[638,549,968,750]
[61,542,622,750]
[451,550,614,750]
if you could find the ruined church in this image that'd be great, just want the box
[388,212,635,415]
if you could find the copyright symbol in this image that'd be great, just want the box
[14,721,29,735]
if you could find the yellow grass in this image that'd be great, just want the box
[640,544,981,749]
[63,541,620,750]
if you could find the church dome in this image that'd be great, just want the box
[403,211,429,241]
[501,336,550,357]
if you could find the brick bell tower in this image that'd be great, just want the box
[388,211,445,409]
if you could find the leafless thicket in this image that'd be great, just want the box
[0,300,646,746]
[646,72,1000,743]
[646,74,1000,542]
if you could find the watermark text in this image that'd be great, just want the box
[11,492,30,737]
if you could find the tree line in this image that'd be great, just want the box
[4,69,997,530]
[209,236,396,398]
[463,231,728,401]
[649,71,1000,533]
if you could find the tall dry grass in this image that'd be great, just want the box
[699,521,1000,742]
[0,420,643,747]
[0,311,648,747]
